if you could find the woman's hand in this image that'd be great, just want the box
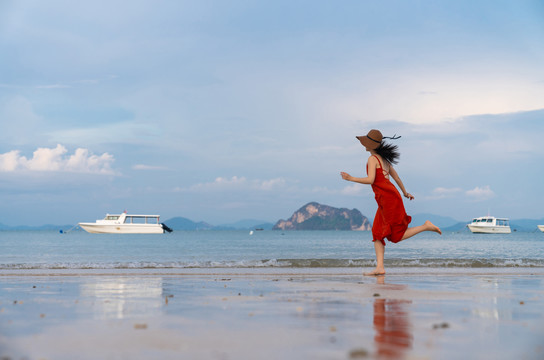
[341,171,373,185]
[404,192,414,200]
[340,172,352,181]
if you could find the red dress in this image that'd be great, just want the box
[368,155,411,246]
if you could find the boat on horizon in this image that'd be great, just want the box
[467,216,511,234]
[538,225,544,232]
[79,212,173,234]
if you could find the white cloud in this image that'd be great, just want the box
[465,185,495,201]
[48,121,162,146]
[74,75,119,85]
[175,176,287,193]
[212,176,247,187]
[0,144,116,174]
[35,84,71,89]
[0,151,20,171]
[34,75,120,89]
[132,164,168,171]
[340,184,364,196]
[310,186,331,194]
[426,186,495,202]
[184,176,248,192]
[257,178,286,191]
[24,144,66,171]
[428,187,463,199]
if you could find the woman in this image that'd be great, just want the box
[340,129,441,276]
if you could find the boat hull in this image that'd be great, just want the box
[467,225,511,234]
[79,223,165,234]
[538,225,544,232]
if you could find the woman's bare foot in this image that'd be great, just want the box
[364,268,386,276]
[425,220,442,235]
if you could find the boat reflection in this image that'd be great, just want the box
[372,277,413,359]
[80,277,163,319]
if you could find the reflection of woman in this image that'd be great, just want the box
[373,298,413,359]
[340,129,441,275]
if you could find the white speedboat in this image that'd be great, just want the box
[538,225,544,232]
[79,212,173,234]
[467,216,511,234]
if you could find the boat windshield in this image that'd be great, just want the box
[105,216,120,220]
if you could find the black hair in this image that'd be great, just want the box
[375,141,400,165]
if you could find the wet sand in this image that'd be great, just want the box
[1,268,543,359]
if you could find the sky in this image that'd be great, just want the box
[1,0,544,226]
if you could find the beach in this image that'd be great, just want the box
[1,268,543,360]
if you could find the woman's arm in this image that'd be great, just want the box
[389,166,414,200]
[340,156,377,185]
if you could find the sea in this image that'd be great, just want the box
[1,229,543,271]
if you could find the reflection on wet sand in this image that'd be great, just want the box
[80,277,163,319]
[372,277,412,359]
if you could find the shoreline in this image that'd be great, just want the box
[2,266,544,277]
[1,269,543,359]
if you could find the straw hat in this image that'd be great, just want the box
[356,129,383,150]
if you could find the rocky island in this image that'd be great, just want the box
[273,202,371,231]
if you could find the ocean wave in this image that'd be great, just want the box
[1,258,543,270]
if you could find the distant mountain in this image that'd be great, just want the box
[510,218,544,232]
[410,213,460,229]
[162,217,213,231]
[2,213,541,232]
[218,219,275,230]
[0,223,79,231]
[442,222,470,232]
[162,217,274,230]
[440,218,544,232]
[273,202,371,231]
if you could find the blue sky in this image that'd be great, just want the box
[1,0,544,226]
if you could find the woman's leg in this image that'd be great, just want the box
[401,220,441,241]
[365,241,386,275]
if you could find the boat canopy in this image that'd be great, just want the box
[471,217,509,226]
[124,215,160,224]
[102,213,161,224]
